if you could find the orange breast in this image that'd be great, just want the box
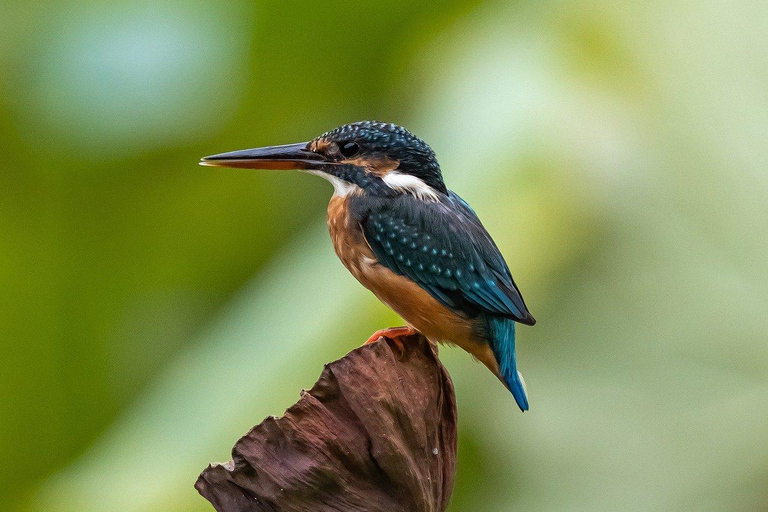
[327,197,484,355]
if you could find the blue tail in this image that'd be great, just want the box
[487,316,529,411]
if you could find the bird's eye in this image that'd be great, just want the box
[339,141,360,158]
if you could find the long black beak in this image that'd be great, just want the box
[200,142,326,170]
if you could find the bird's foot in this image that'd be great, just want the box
[364,326,417,354]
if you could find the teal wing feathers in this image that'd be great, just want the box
[357,192,535,325]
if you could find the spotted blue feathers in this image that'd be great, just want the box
[356,192,535,325]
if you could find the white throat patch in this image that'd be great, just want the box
[382,171,440,201]
[307,170,362,197]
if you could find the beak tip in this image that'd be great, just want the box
[200,156,225,167]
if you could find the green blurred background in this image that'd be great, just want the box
[2,0,767,510]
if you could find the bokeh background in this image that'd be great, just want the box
[2,0,767,511]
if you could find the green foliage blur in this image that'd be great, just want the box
[2,0,767,511]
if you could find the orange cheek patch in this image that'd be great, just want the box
[343,157,400,177]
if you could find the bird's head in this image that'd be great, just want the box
[201,121,446,199]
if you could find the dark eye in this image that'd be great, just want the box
[339,141,360,158]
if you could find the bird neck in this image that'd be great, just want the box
[320,165,444,202]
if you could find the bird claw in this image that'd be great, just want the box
[364,326,417,355]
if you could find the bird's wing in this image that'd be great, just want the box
[359,192,535,325]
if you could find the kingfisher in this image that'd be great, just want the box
[201,122,536,411]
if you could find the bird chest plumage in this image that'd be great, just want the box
[326,195,483,360]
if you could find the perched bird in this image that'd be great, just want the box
[201,122,536,411]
